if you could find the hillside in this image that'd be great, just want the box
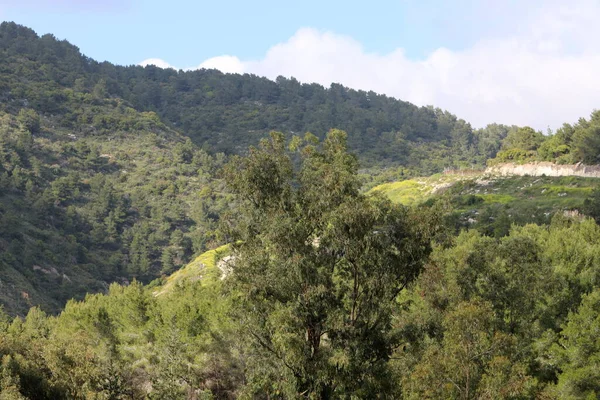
[153,244,230,296]
[0,21,599,315]
[2,130,600,398]
[372,171,600,236]
[0,21,512,174]
[0,21,527,314]
[0,96,230,315]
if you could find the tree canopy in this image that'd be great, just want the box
[223,130,433,398]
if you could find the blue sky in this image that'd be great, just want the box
[1,0,525,65]
[2,0,600,130]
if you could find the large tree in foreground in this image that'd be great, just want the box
[223,130,432,398]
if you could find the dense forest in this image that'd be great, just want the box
[1,21,600,399]
[0,22,515,173]
[1,131,600,399]
[0,21,515,315]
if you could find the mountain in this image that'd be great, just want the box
[0,21,516,314]
[3,21,600,400]
[2,21,597,315]
[0,21,511,174]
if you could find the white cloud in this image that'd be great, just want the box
[197,55,244,74]
[140,0,600,130]
[139,58,175,69]
[139,55,244,74]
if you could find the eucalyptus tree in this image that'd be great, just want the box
[223,129,432,398]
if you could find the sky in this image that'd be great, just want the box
[1,0,600,131]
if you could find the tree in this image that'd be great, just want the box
[16,109,40,134]
[402,300,537,400]
[583,188,600,224]
[223,130,432,398]
[0,355,26,400]
[549,289,600,399]
[92,79,107,100]
[571,117,600,164]
[501,127,544,152]
[537,123,574,163]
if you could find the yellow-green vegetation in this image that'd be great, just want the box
[155,244,230,296]
[373,173,599,208]
[478,193,515,204]
[370,173,472,205]
[370,179,427,205]
[373,173,600,237]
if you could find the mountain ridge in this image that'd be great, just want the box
[0,21,511,172]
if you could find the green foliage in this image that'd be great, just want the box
[0,144,598,398]
[583,187,600,223]
[402,299,537,399]
[223,130,433,397]
[2,20,600,400]
[548,289,600,399]
[0,274,240,399]
[0,104,229,315]
[487,126,544,163]
[490,110,600,165]
[501,127,545,152]
[491,148,537,164]
[16,109,39,135]
[392,218,600,398]
[0,22,511,175]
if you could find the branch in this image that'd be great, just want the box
[248,330,302,379]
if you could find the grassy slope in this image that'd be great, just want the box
[154,244,230,296]
[372,173,600,225]
[371,173,461,205]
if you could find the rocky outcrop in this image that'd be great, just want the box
[486,162,600,178]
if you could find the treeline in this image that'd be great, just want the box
[1,132,600,398]
[1,21,512,173]
[491,110,600,165]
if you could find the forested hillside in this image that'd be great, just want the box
[3,20,600,399]
[0,92,230,315]
[0,22,511,173]
[1,131,600,399]
[0,21,519,314]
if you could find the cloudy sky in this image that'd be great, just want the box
[2,0,600,130]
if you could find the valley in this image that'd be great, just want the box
[0,21,600,399]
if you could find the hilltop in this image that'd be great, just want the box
[0,21,513,174]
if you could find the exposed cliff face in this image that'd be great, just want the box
[486,162,600,178]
